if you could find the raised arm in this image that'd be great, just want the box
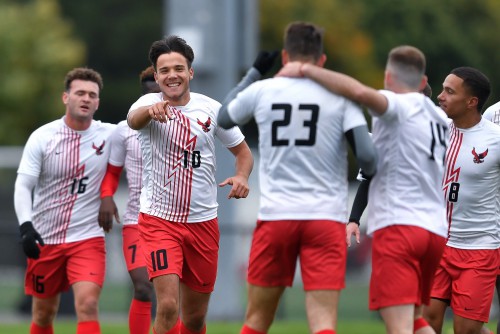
[127,101,172,130]
[218,51,279,129]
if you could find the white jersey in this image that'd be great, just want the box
[226,77,367,222]
[108,120,142,225]
[129,92,244,223]
[17,117,116,244]
[443,119,500,249]
[366,91,448,237]
[483,101,500,125]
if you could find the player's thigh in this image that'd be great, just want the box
[450,248,498,323]
[66,237,106,287]
[300,220,346,290]
[181,218,219,293]
[25,244,68,298]
[138,213,185,281]
[247,220,301,287]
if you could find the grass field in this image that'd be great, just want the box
[0,320,492,334]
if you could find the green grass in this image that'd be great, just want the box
[0,320,492,334]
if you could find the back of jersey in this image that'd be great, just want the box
[228,76,367,222]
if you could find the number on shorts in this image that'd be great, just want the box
[128,244,137,264]
[150,249,168,271]
[32,275,45,293]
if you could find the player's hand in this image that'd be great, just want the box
[148,101,174,122]
[19,221,45,259]
[275,61,304,78]
[218,175,250,199]
[346,222,361,247]
[98,196,121,233]
[253,50,280,76]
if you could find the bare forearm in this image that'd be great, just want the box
[127,106,151,130]
[301,63,388,115]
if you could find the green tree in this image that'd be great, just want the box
[0,0,85,145]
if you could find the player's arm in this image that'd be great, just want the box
[218,51,279,129]
[346,177,371,247]
[98,163,123,232]
[127,101,172,130]
[345,126,377,178]
[277,62,389,115]
[219,140,254,199]
[14,173,44,259]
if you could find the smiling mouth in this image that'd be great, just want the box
[167,83,180,87]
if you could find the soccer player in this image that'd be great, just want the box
[218,22,377,334]
[13,67,115,334]
[423,67,500,334]
[127,35,254,334]
[98,66,160,334]
[277,45,449,334]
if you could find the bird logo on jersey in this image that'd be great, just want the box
[92,141,106,156]
[472,147,488,164]
[197,117,212,133]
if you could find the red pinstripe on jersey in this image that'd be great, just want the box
[149,107,197,223]
[37,127,83,243]
[442,124,462,238]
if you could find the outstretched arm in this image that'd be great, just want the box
[218,51,279,129]
[277,62,389,115]
[219,141,254,199]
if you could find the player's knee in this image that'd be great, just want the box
[75,294,99,319]
[156,295,179,320]
[133,280,154,301]
[32,303,58,326]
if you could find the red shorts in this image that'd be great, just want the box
[24,237,106,298]
[122,225,146,271]
[138,213,219,293]
[247,220,346,290]
[369,225,446,310]
[431,246,499,322]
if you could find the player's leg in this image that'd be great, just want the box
[496,274,500,334]
[380,304,415,334]
[152,274,180,333]
[242,220,300,334]
[242,284,286,333]
[305,290,340,334]
[423,299,447,334]
[450,249,498,334]
[178,283,211,333]
[25,243,67,334]
[67,237,106,334]
[178,218,220,333]
[129,267,154,334]
[31,295,60,333]
[414,305,435,334]
[72,281,102,333]
[301,220,346,334]
[123,225,154,334]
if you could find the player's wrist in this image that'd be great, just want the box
[347,219,360,227]
[19,221,35,236]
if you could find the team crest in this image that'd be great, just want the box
[92,141,106,156]
[472,147,488,164]
[197,117,212,133]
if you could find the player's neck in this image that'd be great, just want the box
[64,115,92,131]
[452,112,481,129]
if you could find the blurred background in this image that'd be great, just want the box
[1,0,499,324]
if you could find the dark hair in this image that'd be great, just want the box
[450,67,491,112]
[284,21,324,62]
[139,66,160,94]
[422,83,432,98]
[149,35,195,70]
[64,67,103,91]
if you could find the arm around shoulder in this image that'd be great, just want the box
[300,64,388,115]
